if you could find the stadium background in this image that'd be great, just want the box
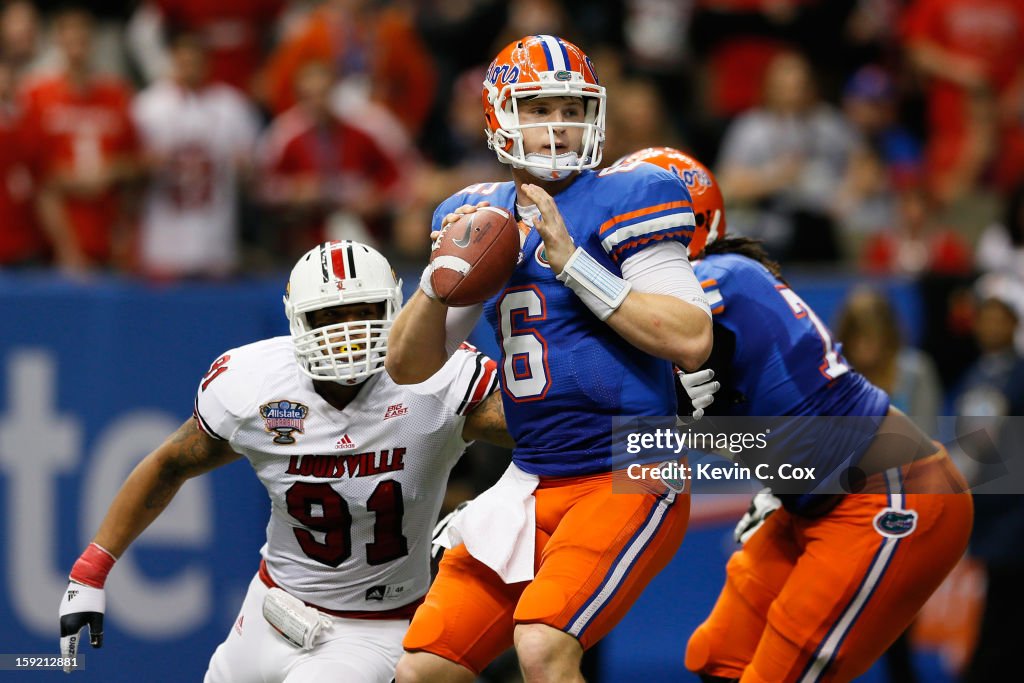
[1,0,1017,680]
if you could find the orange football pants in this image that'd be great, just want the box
[403,470,690,674]
[685,451,973,683]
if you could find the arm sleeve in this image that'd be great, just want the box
[620,241,711,317]
[431,346,500,417]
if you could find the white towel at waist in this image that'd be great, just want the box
[435,462,538,583]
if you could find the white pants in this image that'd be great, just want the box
[204,575,408,683]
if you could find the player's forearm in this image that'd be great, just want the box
[462,391,515,448]
[91,449,186,558]
[608,292,712,371]
[92,419,239,557]
[385,290,451,384]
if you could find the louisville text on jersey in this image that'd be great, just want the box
[284,449,406,479]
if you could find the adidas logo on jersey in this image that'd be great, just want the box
[384,403,408,420]
[365,580,413,601]
[335,434,356,450]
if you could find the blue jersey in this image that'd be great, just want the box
[692,252,889,489]
[434,166,696,477]
[693,252,888,418]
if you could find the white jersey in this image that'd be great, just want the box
[131,80,260,275]
[193,336,498,613]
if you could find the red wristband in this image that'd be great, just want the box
[69,543,117,588]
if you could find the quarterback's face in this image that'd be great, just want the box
[517,96,586,157]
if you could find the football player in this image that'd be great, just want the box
[625,147,973,683]
[58,241,510,683]
[385,36,713,683]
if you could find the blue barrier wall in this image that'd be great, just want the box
[1,273,287,681]
[0,270,924,681]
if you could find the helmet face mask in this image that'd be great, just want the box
[284,241,403,385]
[483,35,606,180]
[614,147,727,256]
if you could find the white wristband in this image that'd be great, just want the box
[419,263,437,300]
[556,247,632,321]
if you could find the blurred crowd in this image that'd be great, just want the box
[3,0,1022,388]
[0,0,1021,281]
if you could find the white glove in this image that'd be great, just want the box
[59,580,105,672]
[733,488,782,545]
[677,368,720,420]
[431,501,469,559]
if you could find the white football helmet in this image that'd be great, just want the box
[284,241,403,385]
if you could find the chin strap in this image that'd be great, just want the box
[523,152,581,181]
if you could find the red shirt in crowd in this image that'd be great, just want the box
[0,105,45,265]
[902,0,1024,183]
[155,0,285,92]
[699,0,818,117]
[23,74,139,264]
[261,107,402,245]
[862,230,973,276]
[904,0,1024,124]
[263,5,436,136]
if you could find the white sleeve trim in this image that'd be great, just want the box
[600,213,695,254]
[621,241,711,318]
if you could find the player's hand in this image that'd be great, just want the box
[422,202,494,300]
[439,201,491,231]
[59,580,105,672]
[734,488,782,545]
[520,183,574,274]
[677,368,720,420]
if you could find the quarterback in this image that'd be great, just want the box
[386,35,712,683]
[57,241,508,682]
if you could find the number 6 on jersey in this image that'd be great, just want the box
[499,287,551,400]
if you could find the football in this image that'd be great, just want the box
[429,206,521,306]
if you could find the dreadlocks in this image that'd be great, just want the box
[700,237,787,285]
